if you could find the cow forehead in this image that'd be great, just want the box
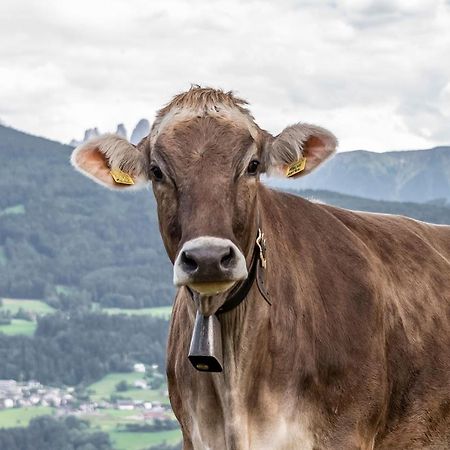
[150,102,260,147]
[152,115,258,177]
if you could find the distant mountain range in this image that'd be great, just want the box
[269,146,450,203]
[70,118,150,146]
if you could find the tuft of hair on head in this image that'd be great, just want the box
[155,85,253,120]
[149,85,261,144]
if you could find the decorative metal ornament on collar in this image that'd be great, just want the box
[256,228,267,269]
[187,228,270,373]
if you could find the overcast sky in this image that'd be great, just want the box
[0,0,449,151]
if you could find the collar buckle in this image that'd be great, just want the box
[256,228,267,269]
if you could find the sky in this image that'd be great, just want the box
[0,0,449,152]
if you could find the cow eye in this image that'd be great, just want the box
[150,165,164,181]
[247,159,260,175]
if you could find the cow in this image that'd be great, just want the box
[71,86,450,449]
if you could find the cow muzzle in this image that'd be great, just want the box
[173,237,248,295]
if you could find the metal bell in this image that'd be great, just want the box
[188,311,223,372]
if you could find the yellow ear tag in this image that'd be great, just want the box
[286,157,307,177]
[110,168,134,185]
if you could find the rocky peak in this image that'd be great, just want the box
[130,119,150,145]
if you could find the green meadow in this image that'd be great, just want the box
[0,407,55,428]
[88,372,168,404]
[0,319,36,336]
[101,305,172,319]
[81,408,180,450]
[0,298,55,315]
[0,298,55,336]
[110,429,181,450]
[0,204,25,217]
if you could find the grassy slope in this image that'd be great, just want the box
[83,408,180,450]
[0,319,36,336]
[0,204,25,217]
[88,372,168,404]
[0,298,55,336]
[89,373,144,401]
[0,407,55,428]
[110,430,181,450]
[0,298,55,315]
[101,306,172,319]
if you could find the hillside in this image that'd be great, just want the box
[0,124,449,306]
[0,125,172,307]
[270,146,450,203]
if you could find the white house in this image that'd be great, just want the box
[3,398,14,408]
[133,363,146,373]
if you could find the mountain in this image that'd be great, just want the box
[70,118,150,146]
[130,119,150,144]
[115,123,127,138]
[69,127,100,146]
[269,146,450,203]
[0,124,449,306]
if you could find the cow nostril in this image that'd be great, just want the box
[181,251,198,273]
[220,247,235,269]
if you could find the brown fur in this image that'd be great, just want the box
[167,189,450,449]
[70,87,450,449]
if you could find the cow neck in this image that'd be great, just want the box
[187,228,271,315]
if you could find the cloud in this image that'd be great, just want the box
[0,0,449,151]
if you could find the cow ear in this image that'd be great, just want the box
[70,134,148,190]
[265,123,337,178]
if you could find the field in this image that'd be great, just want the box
[88,372,168,404]
[0,319,36,336]
[82,408,180,450]
[110,429,181,450]
[0,298,55,315]
[101,306,173,319]
[0,298,55,336]
[0,204,25,217]
[0,407,55,428]
[89,372,146,401]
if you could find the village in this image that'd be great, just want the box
[0,363,172,421]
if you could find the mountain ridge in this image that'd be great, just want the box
[269,145,450,203]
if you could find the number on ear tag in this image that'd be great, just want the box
[286,157,307,177]
[110,168,134,185]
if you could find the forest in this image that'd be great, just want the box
[0,312,168,385]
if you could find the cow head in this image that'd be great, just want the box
[71,87,337,314]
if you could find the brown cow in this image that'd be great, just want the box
[71,87,450,449]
